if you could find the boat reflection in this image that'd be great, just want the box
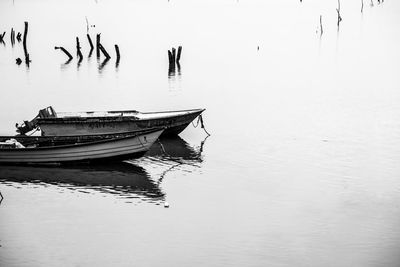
[130,135,207,181]
[0,162,164,203]
[148,136,204,162]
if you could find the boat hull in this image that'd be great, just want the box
[0,129,164,165]
[37,109,204,137]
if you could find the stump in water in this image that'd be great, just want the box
[10,28,15,46]
[16,58,22,65]
[23,21,30,66]
[176,46,182,63]
[171,47,176,63]
[87,34,94,57]
[0,31,5,43]
[336,0,342,29]
[320,15,323,36]
[168,50,175,69]
[96,33,101,58]
[55,46,73,61]
[16,32,21,42]
[115,44,120,65]
[98,43,110,59]
[76,37,83,63]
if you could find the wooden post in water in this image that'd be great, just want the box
[115,44,120,64]
[168,50,175,77]
[96,33,101,58]
[0,31,5,43]
[76,37,83,63]
[171,47,176,64]
[55,46,73,61]
[87,34,94,56]
[168,50,174,66]
[176,46,182,63]
[320,15,323,36]
[22,23,28,64]
[10,28,15,46]
[98,43,110,59]
[336,0,342,28]
[23,21,30,65]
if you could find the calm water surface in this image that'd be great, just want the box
[1,0,400,266]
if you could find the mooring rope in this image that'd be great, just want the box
[199,115,211,136]
[191,116,201,128]
[192,115,210,136]
[158,139,167,155]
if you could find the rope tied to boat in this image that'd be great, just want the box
[192,114,210,136]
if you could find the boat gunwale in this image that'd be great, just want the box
[0,128,164,152]
[36,108,205,122]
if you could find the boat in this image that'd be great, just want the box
[0,128,164,165]
[16,106,205,137]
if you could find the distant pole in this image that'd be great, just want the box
[115,44,120,64]
[54,46,73,61]
[168,50,174,66]
[98,43,110,59]
[0,31,5,43]
[176,46,182,63]
[10,28,15,46]
[320,15,323,36]
[87,34,94,56]
[96,33,101,58]
[76,37,83,63]
[23,21,30,65]
[171,47,176,64]
[336,0,342,29]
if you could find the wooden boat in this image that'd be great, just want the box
[16,106,205,137]
[0,128,164,165]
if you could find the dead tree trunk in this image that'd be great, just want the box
[320,15,323,36]
[10,28,15,46]
[23,22,30,65]
[98,43,110,59]
[168,50,174,66]
[336,0,342,28]
[76,37,83,62]
[96,33,101,58]
[87,34,94,56]
[115,44,120,63]
[0,31,5,43]
[171,47,176,63]
[176,46,182,63]
[55,46,73,61]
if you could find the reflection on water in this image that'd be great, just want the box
[130,135,206,181]
[98,57,110,73]
[149,136,204,162]
[0,136,206,204]
[0,162,164,204]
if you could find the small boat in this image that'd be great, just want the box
[0,128,164,165]
[16,106,205,137]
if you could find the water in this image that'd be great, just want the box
[1,0,400,266]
